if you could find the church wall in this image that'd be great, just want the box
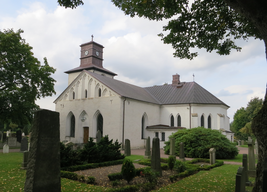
[123,98,161,149]
[68,72,81,85]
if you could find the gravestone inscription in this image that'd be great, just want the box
[8,137,17,147]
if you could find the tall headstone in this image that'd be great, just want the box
[96,130,101,143]
[21,151,29,169]
[20,137,28,152]
[24,109,60,192]
[238,140,241,146]
[170,138,176,157]
[179,142,185,161]
[241,140,244,145]
[3,144,9,153]
[235,167,246,192]
[209,148,216,165]
[124,139,131,156]
[247,138,256,171]
[144,137,151,159]
[151,137,162,176]
[16,130,22,143]
[242,154,251,186]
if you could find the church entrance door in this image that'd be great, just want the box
[83,127,89,143]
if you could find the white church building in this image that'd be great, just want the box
[54,40,233,149]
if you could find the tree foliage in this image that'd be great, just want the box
[164,127,238,159]
[231,97,263,139]
[0,29,56,126]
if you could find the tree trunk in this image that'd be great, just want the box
[251,90,267,192]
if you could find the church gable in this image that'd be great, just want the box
[54,71,118,103]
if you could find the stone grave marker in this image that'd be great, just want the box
[179,142,185,161]
[209,148,216,165]
[241,140,244,145]
[235,167,246,192]
[0,131,3,142]
[8,137,17,147]
[16,130,22,143]
[3,144,9,153]
[20,137,28,152]
[124,139,131,156]
[255,139,258,160]
[151,137,162,176]
[24,109,60,192]
[144,136,151,159]
[21,151,29,169]
[242,154,251,186]
[96,130,101,143]
[247,138,256,176]
[170,138,176,157]
[238,140,241,146]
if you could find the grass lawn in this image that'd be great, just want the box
[0,152,255,192]
[240,145,248,148]
[219,154,243,163]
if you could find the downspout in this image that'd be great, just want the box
[189,104,191,129]
[122,97,126,149]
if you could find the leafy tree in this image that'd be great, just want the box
[0,29,56,126]
[231,107,249,140]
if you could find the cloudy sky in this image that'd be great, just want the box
[1,0,266,122]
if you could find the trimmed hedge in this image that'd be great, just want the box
[61,159,124,172]
[107,185,139,192]
[164,127,238,159]
[108,167,148,181]
[61,171,79,180]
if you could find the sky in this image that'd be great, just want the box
[1,0,266,122]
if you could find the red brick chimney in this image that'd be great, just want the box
[172,74,180,86]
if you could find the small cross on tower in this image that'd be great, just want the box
[91,35,94,41]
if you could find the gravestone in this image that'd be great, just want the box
[255,139,258,160]
[144,137,151,159]
[24,109,60,192]
[21,151,29,169]
[8,137,17,147]
[242,154,251,186]
[16,130,22,143]
[241,140,244,145]
[247,138,256,173]
[96,130,101,143]
[238,140,241,146]
[170,138,176,157]
[263,157,267,192]
[20,137,28,152]
[151,137,162,176]
[0,131,3,142]
[179,142,185,161]
[124,139,131,156]
[235,167,246,192]
[209,148,216,165]
[3,144,9,153]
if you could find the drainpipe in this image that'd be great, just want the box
[122,97,126,149]
[189,104,191,129]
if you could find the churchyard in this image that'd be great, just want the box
[0,109,261,192]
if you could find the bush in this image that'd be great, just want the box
[107,185,139,192]
[174,160,186,173]
[164,127,238,159]
[121,159,136,183]
[168,156,176,171]
[86,176,95,184]
[60,142,80,167]
[60,171,79,180]
[142,168,159,184]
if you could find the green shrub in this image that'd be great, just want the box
[60,171,79,180]
[60,142,80,167]
[78,175,86,182]
[164,127,238,159]
[168,156,176,171]
[107,185,139,192]
[86,176,95,184]
[141,182,156,191]
[174,160,186,173]
[112,180,120,186]
[108,172,123,181]
[143,168,159,184]
[121,159,136,183]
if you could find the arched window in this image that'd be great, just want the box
[177,115,181,127]
[208,115,211,129]
[70,114,75,137]
[97,113,103,137]
[170,115,174,127]
[85,89,87,98]
[201,115,204,127]
[141,116,145,139]
[98,88,101,97]
[73,92,75,99]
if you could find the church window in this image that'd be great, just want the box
[155,132,159,138]
[70,114,75,137]
[161,132,165,141]
[98,88,101,97]
[73,92,75,99]
[208,115,211,128]
[177,115,181,126]
[141,116,145,139]
[85,89,87,98]
[97,113,103,137]
[201,115,204,127]
[170,115,174,127]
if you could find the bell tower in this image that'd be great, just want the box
[80,35,104,68]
